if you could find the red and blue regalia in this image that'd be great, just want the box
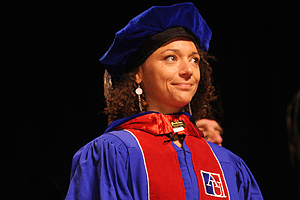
[65,3,263,199]
[65,112,263,199]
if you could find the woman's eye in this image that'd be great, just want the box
[165,55,176,62]
[191,57,200,64]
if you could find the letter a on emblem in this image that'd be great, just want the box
[201,170,226,198]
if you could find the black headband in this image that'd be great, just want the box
[125,27,200,72]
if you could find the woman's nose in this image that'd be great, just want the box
[179,60,193,79]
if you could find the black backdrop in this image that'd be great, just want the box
[8,0,299,199]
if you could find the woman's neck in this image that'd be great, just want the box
[146,102,184,114]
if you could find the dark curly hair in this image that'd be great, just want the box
[104,50,218,124]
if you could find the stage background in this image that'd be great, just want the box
[7,0,299,199]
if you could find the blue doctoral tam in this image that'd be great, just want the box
[100,2,212,80]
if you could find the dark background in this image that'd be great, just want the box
[7,0,299,199]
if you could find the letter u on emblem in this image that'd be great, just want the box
[201,170,226,198]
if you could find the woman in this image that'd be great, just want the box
[65,3,263,199]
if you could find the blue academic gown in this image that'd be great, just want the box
[65,112,263,199]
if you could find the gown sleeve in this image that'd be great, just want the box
[207,141,264,200]
[235,158,264,200]
[65,133,133,200]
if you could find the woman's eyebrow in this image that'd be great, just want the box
[161,49,180,54]
[191,51,200,56]
[161,49,199,55]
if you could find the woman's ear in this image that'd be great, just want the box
[135,66,143,84]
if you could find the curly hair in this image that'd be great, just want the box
[104,50,218,124]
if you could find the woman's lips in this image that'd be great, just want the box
[171,83,193,90]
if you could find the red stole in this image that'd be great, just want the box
[116,113,229,199]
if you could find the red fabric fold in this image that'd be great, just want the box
[116,113,203,138]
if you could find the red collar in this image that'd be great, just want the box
[116,113,203,139]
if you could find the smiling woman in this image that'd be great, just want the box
[105,38,216,124]
[65,3,263,200]
[136,39,201,115]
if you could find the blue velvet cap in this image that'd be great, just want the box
[100,2,212,80]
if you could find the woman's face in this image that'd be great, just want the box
[136,38,201,114]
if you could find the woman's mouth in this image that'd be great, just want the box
[171,83,193,90]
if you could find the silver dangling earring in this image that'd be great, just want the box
[188,102,192,116]
[135,84,143,112]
